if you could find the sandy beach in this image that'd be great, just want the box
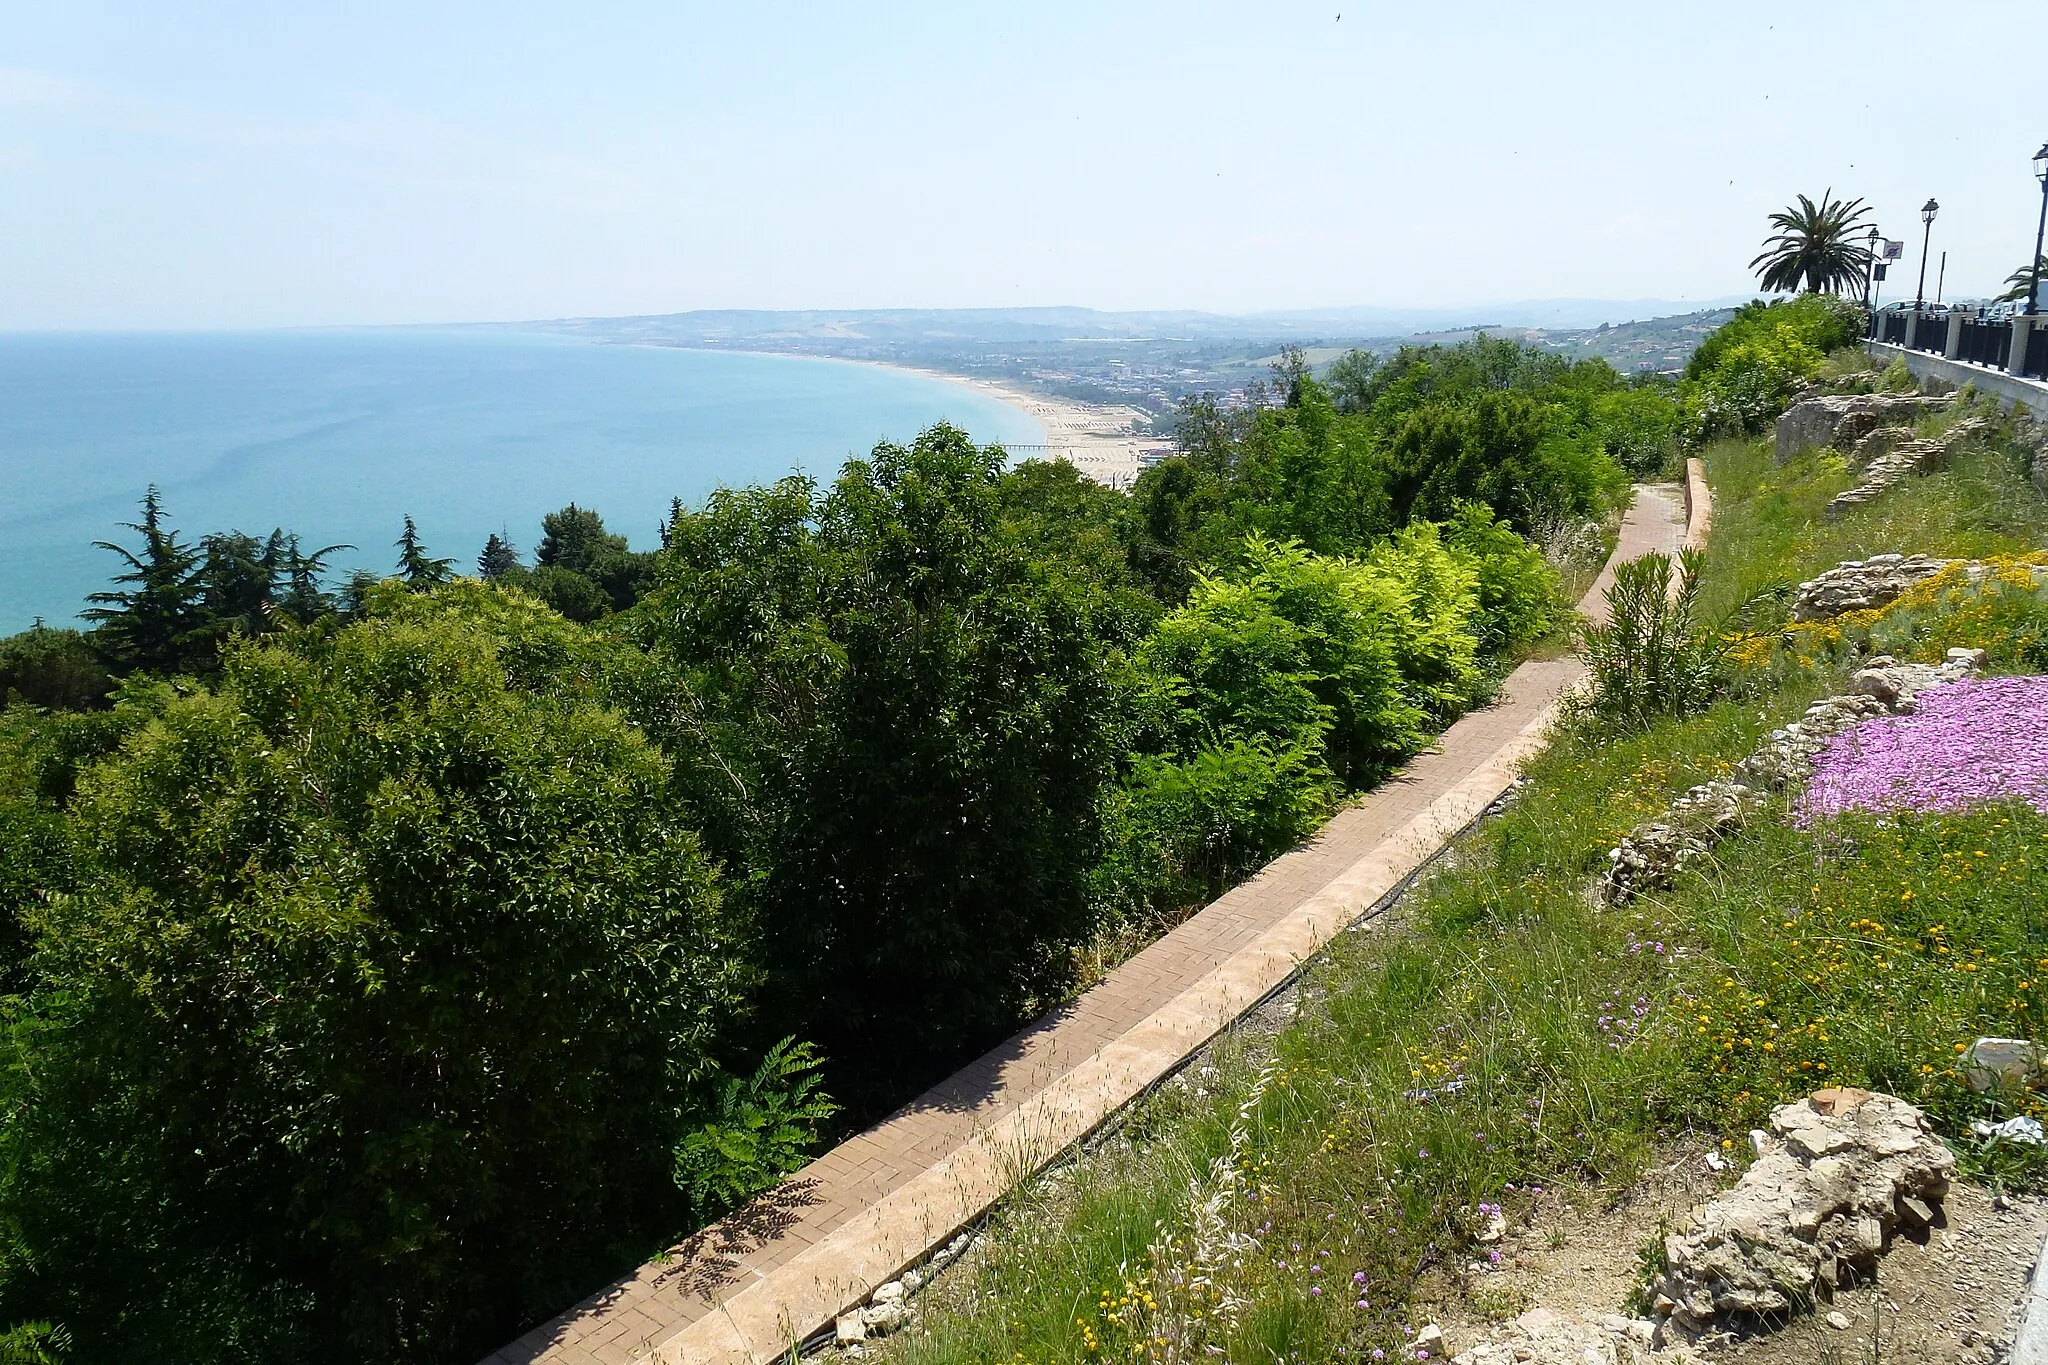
[882,365,1175,488]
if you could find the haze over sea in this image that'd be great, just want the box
[0,330,1044,634]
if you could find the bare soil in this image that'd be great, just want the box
[1428,1145,2046,1364]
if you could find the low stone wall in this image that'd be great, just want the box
[1864,341,2048,414]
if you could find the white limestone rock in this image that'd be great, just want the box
[1647,1089,1954,1341]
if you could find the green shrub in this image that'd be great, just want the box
[1442,502,1560,653]
[520,563,611,621]
[672,1038,837,1221]
[1683,294,1866,441]
[1097,737,1337,921]
[1591,383,1682,475]
[0,587,747,1363]
[646,424,1121,1106]
[1573,549,1730,729]
[1382,391,1625,533]
[0,628,112,711]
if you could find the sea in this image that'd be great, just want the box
[0,329,1045,634]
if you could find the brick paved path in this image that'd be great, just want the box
[486,484,1693,1365]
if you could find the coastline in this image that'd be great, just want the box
[607,340,1175,487]
[868,362,1173,487]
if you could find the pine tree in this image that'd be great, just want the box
[279,535,351,623]
[395,516,453,589]
[477,533,520,579]
[85,486,203,672]
[196,529,283,641]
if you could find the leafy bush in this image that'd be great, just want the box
[1442,502,1560,653]
[0,586,747,1363]
[1137,532,1483,790]
[1682,294,1866,441]
[673,1038,837,1221]
[1096,738,1336,923]
[1381,391,1624,533]
[647,424,1122,1107]
[1105,530,1493,925]
[1573,549,1730,729]
[0,628,112,711]
[1590,383,1682,475]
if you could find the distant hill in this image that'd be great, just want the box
[472,300,1751,417]
[492,298,1758,348]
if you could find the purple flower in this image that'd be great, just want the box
[1354,1271,1368,1284]
[1798,677,2048,821]
[1311,1286,1322,1296]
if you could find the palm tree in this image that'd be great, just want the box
[1997,256,2048,303]
[1750,190,1875,294]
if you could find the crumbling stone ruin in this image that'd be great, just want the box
[1774,393,1952,464]
[1823,417,1990,520]
[1788,552,2048,622]
[1787,553,1954,621]
[1646,1089,1955,1343]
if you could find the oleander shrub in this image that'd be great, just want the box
[1574,549,1731,730]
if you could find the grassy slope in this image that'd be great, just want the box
[882,403,2048,1365]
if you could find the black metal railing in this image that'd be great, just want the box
[1914,313,1950,354]
[1958,319,2012,369]
[2026,325,2048,381]
[1881,311,1908,344]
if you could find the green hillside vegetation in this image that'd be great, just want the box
[0,317,1868,1362]
[874,364,2048,1365]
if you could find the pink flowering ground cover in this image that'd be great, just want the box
[1799,676,2048,822]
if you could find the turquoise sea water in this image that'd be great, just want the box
[0,330,1044,633]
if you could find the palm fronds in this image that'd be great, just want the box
[1750,189,1875,294]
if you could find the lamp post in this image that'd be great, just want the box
[1914,198,1939,309]
[1862,226,1881,310]
[2029,144,2048,318]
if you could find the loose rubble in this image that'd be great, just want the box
[1774,393,1951,464]
[1600,651,1982,905]
[1824,417,1990,519]
[1450,1307,1703,1364]
[827,1230,975,1351]
[1646,1089,1956,1343]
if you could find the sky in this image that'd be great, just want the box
[2,1,2042,329]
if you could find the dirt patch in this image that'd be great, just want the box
[1429,1147,2046,1364]
[1428,1146,1727,1336]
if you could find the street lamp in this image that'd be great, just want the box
[1862,225,1881,311]
[2029,144,2048,319]
[1914,198,1939,309]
